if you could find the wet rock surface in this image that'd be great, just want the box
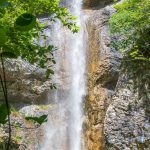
[84,6,122,150]
[84,2,150,150]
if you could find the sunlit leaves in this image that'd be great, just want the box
[0,0,79,80]
[0,29,7,45]
[110,0,150,93]
[110,0,150,59]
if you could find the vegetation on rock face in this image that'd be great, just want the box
[110,0,150,85]
[110,0,150,60]
[110,0,150,117]
[0,0,79,75]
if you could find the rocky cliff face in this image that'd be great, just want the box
[0,59,50,104]
[0,59,51,149]
[104,75,150,150]
[83,4,122,150]
[84,0,150,150]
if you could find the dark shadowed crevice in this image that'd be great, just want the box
[83,0,114,9]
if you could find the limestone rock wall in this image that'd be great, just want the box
[84,1,150,150]
[104,75,150,150]
[0,59,50,104]
[84,6,121,150]
[0,59,51,149]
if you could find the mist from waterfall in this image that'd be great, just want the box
[40,0,86,150]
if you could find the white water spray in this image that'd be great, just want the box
[41,0,86,150]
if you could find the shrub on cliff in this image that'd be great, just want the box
[110,0,150,118]
[110,0,150,82]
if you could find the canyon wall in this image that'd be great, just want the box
[0,59,50,104]
[84,0,150,150]
[83,3,121,150]
[104,75,150,150]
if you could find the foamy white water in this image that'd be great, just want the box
[41,0,86,150]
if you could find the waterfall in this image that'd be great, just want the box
[40,0,86,150]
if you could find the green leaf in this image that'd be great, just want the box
[15,13,36,31]
[15,136,22,143]
[47,45,54,51]
[25,115,48,125]
[0,0,7,5]
[46,69,54,78]
[0,1,11,8]
[0,29,7,45]
[0,104,9,124]
[1,51,17,58]
[52,59,56,64]
[50,84,57,90]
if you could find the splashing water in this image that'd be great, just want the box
[40,0,86,150]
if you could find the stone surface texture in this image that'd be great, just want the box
[0,59,50,103]
[104,75,150,150]
[84,6,121,150]
[83,0,114,8]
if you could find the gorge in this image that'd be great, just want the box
[0,0,150,150]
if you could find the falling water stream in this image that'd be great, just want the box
[41,0,86,150]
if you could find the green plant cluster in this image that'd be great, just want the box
[0,0,78,125]
[0,103,48,127]
[110,0,150,116]
[110,0,150,81]
[0,105,47,149]
[110,0,150,59]
[0,0,79,78]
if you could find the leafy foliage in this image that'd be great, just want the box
[110,0,150,115]
[0,103,48,126]
[15,13,36,31]
[0,0,79,78]
[110,0,150,60]
[25,115,48,125]
[110,0,150,79]
[0,104,9,124]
